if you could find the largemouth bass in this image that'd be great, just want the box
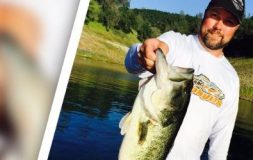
[119,49,194,160]
[0,35,52,160]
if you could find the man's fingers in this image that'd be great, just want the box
[138,38,168,73]
[138,52,155,72]
[143,57,155,70]
[158,41,169,55]
[145,45,157,61]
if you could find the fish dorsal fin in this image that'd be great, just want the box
[119,112,132,135]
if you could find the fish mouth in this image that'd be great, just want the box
[173,66,194,74]
[168,66,194,82]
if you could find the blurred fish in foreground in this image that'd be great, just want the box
[0,4,53,160]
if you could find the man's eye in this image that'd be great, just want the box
[209,13,219,19]
[223,19,237,27]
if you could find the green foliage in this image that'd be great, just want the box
[116,7,135,33]
[100,0,120,30]
[133,14,144,31]
[83,21,139,46]
[236,17,253,39]
[78,21,139,64]
[130,9,202,40]
[229,58,253,100]
[86,0,202,41]
[150,27,161,38]
[97,0,130,8]
[137,21,152,41]
[86,0,101,23]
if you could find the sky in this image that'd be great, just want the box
[130,0,253,17]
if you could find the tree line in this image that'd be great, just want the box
[86,0,253,57]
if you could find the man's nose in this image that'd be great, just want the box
[213,19,223,30]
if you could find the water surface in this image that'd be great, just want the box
[49,56,253,160]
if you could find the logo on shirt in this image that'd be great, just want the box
[191,74,225,107]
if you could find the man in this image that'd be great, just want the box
[125,0,244,159]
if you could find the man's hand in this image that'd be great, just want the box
[138,38,168,73]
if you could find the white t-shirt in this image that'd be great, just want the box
[125,31,240,160]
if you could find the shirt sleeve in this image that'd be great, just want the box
[124,43,153,78]
[208,80,240,160]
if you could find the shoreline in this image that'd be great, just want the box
[239,97,253,103]
[77,54,253,104]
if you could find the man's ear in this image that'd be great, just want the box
[235,24,240,30]
[234,24,240,34]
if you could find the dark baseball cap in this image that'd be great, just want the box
[206,0,245,23]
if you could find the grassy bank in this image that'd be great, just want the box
[229,58,253,101]
[77,21,139,64]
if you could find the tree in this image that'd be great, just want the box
[236,17,253,39]
[150,27,161,38]
[86,0,101,23]
[116,7,134,33]
[133,14,144,31]
[100,0,120,30]
[137,21,152,41]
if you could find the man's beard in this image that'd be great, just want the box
[202,28,229,50]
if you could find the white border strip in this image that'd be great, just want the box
[37,0,90,159]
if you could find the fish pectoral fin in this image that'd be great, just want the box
[119,112,132,135]
[138,120,150,145]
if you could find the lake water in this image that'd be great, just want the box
[49,56,253,160]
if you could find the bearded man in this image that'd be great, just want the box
[125,0,244,159]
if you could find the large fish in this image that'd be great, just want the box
[119,48,194,160]
[0,35,52,160]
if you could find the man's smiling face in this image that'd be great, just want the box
[200,7,240,50]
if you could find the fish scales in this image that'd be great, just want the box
[119,48,194,160]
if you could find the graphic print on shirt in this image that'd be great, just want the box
[191,74,225,107]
